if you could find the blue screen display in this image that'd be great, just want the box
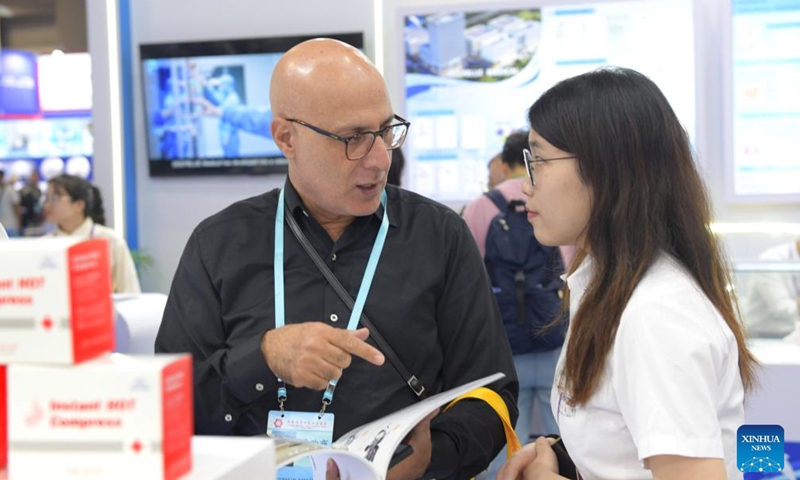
[139,33,363,177]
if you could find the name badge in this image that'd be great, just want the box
[268,410,335,480]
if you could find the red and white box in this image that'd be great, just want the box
[1,364,6,470]
[6,354,193,480]
[0,237,114,364]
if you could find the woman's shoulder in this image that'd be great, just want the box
[634,253,702,297]
[91,223,128,246]
[620,253,732,340]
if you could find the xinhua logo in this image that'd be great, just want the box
[738,425,785,473]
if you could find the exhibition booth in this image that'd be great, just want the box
[1,0,800,478]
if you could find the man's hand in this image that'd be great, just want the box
[262,324,385,389]
[497,437,560,480]
[386,411,436,480]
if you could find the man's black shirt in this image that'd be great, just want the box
[155,181,518,479]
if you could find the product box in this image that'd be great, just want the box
[191,436,276,480]
[0,237,114,364]
[0,365,6,470]
[6,354,193,480]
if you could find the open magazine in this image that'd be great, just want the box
[272,372,505,480]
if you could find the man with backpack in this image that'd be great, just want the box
[462,130,574,477]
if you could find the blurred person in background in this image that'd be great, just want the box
[487,153,507,190]
[740,239,800,339]
[19,170,44,236]
[0,170,21,237]
[44,174,141,294]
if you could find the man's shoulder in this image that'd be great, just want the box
[194,190,278,236]
[389,185,463,222]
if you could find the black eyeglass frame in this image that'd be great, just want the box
[522,148,577,186]
[287,114,410,160]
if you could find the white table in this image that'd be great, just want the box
[1,436,275,480]
[745,339,800,441]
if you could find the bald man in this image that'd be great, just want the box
[156,38,517,480]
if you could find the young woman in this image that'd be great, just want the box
[498,68,756,480]
[44,174,141,294]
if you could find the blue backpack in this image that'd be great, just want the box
[483,189,567,355]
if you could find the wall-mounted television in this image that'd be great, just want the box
[724,0,800,202]
[401,0,696,203]
[139,32,364,177]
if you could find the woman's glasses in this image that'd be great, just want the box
[522,148,577,186]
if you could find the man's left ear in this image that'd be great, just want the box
[271,118,295,160]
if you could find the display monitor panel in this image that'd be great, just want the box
[727,0,800,201]
[0,51,94,185]
[139,32,364,177]
[402,0,696,203]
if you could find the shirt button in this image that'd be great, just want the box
[224,414,233,422]
[330,313,339,322]
[255,383,264,391]
[331,253,337,261]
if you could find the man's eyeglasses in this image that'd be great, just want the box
[522,148,577,186]
[287,115,410,160]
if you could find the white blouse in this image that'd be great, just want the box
[49,218,142,294]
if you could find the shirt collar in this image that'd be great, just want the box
[55,217,94,237]
[282,178,398,228]
[565,255,593,293]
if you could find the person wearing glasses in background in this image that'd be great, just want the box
[44,174,141,294]
[156,38,518,480]
[497,68,755,480]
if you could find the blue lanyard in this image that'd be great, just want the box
[274,188,389,414]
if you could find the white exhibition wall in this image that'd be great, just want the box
[88,0,800,294]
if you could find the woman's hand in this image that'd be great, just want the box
[497,437,561,480]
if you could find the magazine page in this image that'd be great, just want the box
[274,437,380,480]
[273,372,505,480]
[329,372,506,474]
